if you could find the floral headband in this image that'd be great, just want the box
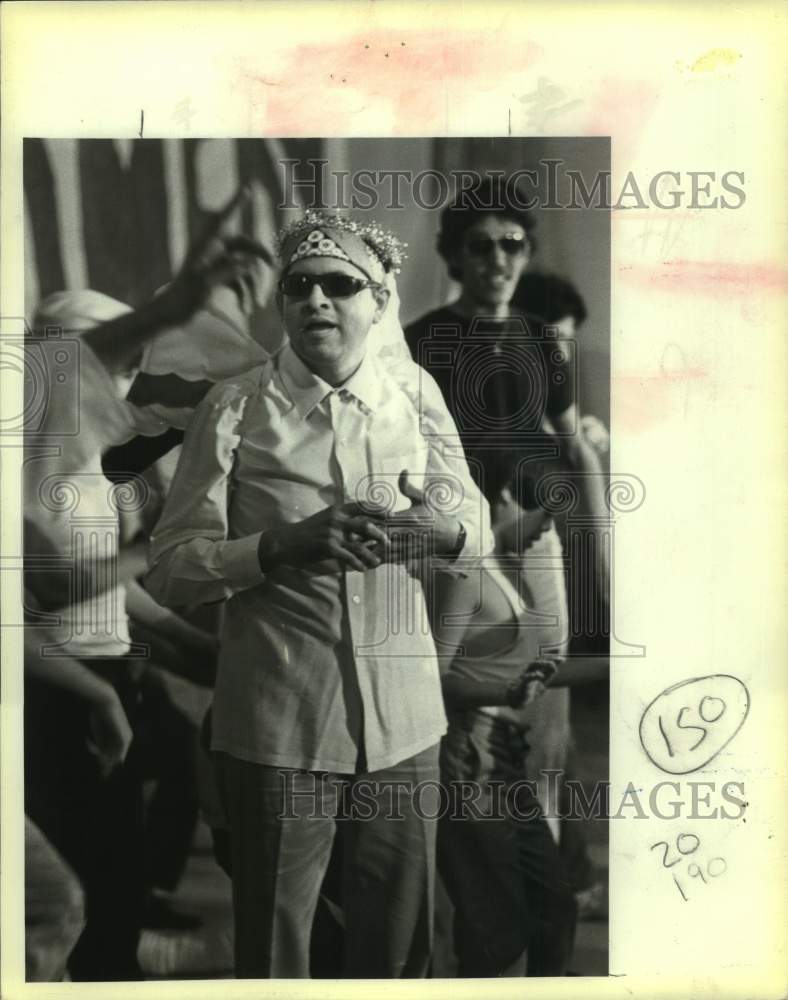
[277,210,408,282]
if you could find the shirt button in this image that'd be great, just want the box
[351,595,361,605]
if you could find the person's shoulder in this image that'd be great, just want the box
[507,306,544,337]
[404,306,462,342]
[405,305,461,331]
[379,353,455,434]
[174,363,274,442]
[201,360,274,410]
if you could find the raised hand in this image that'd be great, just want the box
[157,186,274,325]
[382,471,463,560]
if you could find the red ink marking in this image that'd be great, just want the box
[238,30,542,134]
[582,79,660,160]
[612,367,709,431]
[619,260,788,297]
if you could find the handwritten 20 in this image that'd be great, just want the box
[650,832,727,902]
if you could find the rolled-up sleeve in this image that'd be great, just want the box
[145,377,265,608]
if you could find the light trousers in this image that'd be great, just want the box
[217,743,441,978]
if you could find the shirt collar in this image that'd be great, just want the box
[279,342,383,419]
[341,349,383,413]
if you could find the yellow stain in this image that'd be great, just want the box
[690,48,741,73]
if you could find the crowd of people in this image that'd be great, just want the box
[22,175,610,981]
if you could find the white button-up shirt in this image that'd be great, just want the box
[146,343,493,772]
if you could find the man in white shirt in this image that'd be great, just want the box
[145,210,493,978]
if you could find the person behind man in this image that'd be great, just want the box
[23,593,132,982]
[404,175,575,501]
[404,176,608,975]
[512,270,609,458]
[23,191,270,979]
[144,209,493,979]
[504,266,609,845]
[510,270,610,915]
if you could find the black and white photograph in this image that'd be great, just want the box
[19,136,610,982]
[1,5,785,1000]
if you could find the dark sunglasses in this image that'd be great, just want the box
[279,272,379,300]
[465,234,528,257]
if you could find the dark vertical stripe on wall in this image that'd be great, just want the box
[235,139,284,343]
[129,141,172,303]
[182,140,213,250]
[79,140,171,307]
[79,141,137,305]
[186,138,324,246]
[280,139,325,209]
[23,139,66,298]
[236,139,284,229]
[183,138,307,242]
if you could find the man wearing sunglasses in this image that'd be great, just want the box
[404,177,583,977]
[405,175,578,542]
[145,210,493,979]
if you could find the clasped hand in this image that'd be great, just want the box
[506,658,559,708]
[258,471,460,573]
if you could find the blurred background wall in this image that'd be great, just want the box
[24,136,609,420]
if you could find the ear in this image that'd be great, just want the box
[370,285,390,324]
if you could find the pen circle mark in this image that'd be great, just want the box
[639,674,750,774]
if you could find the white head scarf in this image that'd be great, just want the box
[373,271,416,366]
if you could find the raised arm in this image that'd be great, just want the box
[441,662,556,712]
[424,565,556,712]
[81,188,271,377]
[546,404,611,609]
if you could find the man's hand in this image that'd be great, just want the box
[382,471,463,561]
[505,658,559,709]
[258,502,392,573]
[86,687,133,778]
[154,187,274,327]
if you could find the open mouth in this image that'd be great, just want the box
[484,273,512,288]
[303,320,338,334]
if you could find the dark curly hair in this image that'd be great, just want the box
[437,175,537,281]
[513,272,587,326]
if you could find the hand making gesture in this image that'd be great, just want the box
[157,185,274,325]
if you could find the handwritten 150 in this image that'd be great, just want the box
[650,832,727,901]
